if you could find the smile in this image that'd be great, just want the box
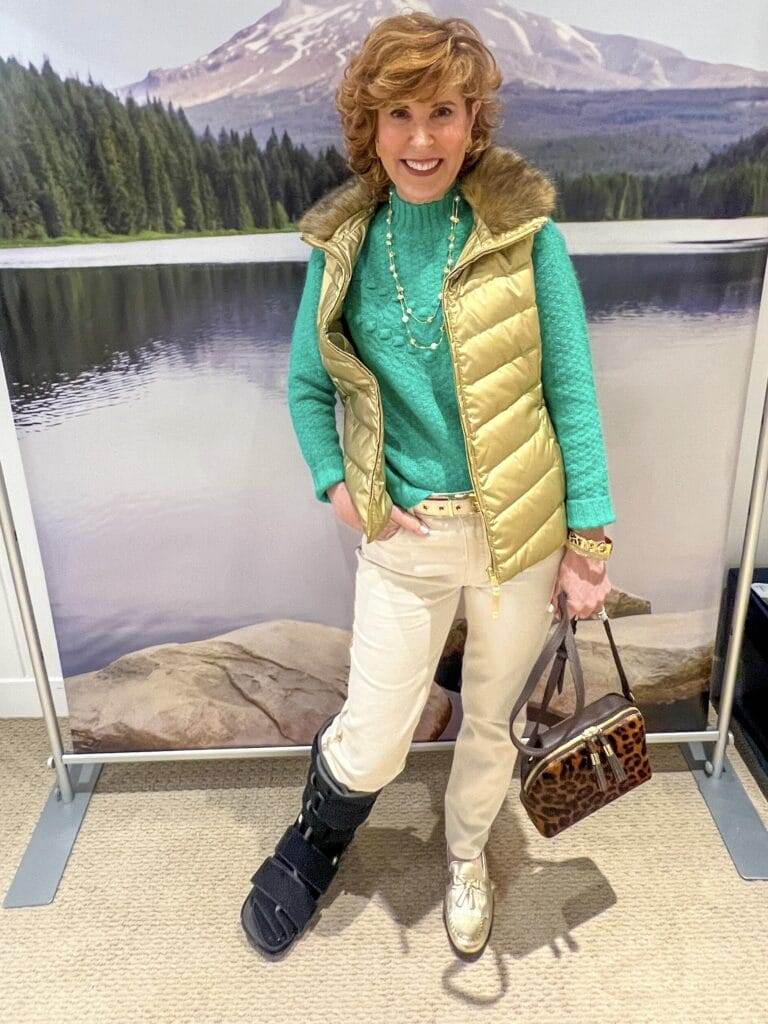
[401,158,443,175]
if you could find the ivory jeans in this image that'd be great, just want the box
[319,502,565,860]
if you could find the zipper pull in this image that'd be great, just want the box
[599,733,627,783]
[587,738,608,792]
[487,566,501,619]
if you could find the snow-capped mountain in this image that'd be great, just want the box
[118,0,768,109]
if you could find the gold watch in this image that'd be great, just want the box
[566,529,613,561]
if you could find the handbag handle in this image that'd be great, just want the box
[508,590,585,758]
[508,589,635,759]
[535,598,635,727]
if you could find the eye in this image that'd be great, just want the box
[389,106,454,118]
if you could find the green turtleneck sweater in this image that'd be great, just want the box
[288,185,616,530]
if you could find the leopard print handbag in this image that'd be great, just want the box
[508,589,652,838]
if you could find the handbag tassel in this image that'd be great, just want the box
[599,734,627,783]
[588,739,609,792]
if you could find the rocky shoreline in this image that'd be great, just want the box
[65,586,718,753]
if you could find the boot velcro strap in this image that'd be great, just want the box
[249,856,316,931]
[306,784,377,832]
[275,823,338,892]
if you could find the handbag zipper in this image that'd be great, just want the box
[522,706,640,794]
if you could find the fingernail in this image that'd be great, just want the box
[547,603,554,612]
[420,524,430,534]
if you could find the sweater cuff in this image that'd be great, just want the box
[311,456,346,504]
[566,494,616,530]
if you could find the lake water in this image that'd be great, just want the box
[0,220,766,677]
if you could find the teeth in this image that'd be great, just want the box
[405,159,440,170]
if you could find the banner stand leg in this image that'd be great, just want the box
[3,761,102,908]
[706,374,768,782]
[1,461,103,907]
[687,368,768,879]
[683,740,768,880]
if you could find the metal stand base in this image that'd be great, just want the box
[3,763,102,908]
[683,741,768,880]
[5,736,767,908]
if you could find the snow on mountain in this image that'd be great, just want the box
[117,0,768,109]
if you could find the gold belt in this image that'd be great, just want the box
[414,491,480,517]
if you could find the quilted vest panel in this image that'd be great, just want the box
[298,146,569,586]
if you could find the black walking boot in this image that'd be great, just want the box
[240,715,382,960]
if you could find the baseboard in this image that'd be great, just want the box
[0,677,68,717]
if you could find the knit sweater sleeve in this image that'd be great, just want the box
[533,219,617,529]
[287,247,346,503]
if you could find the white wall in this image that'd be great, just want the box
[0,357,67,718]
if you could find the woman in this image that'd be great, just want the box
[241,12,615,961]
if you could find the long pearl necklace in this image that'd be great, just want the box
[385,184,461,351]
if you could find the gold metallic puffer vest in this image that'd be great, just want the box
[297,144,568,614]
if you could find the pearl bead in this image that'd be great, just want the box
[385,188,461,352]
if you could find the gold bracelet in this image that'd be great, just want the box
[567,529,613,561]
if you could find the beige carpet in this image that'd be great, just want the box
[2,714,768,1024]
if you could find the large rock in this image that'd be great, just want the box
[532,606,719,717]
[436,586,650,694]
[603,587,652,617]
[65,619,452,753]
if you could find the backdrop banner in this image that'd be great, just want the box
[1,2,766,753]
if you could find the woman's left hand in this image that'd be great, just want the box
[548,547,612,620]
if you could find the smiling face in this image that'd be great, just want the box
[375,87,480,204]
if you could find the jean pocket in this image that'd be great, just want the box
[369,525,403,544]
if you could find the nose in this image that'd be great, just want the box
[409,124,434,147]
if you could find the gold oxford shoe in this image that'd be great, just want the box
[442,849,495,958]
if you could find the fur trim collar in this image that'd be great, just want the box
[297,144,557,243]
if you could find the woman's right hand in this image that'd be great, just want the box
[326,481,430,541]
[327,481,365,531]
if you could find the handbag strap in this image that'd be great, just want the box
[509,590,635,760]
[509,590,585,758]
[533,607,634,727]
[601,612,634,701]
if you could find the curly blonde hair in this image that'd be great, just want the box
[335,13,503,201]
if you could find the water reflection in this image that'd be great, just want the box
[0,239,765,679]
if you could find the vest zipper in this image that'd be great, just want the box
[439,219,549,621]
[310,216,547,569]
[440,267,502,620]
